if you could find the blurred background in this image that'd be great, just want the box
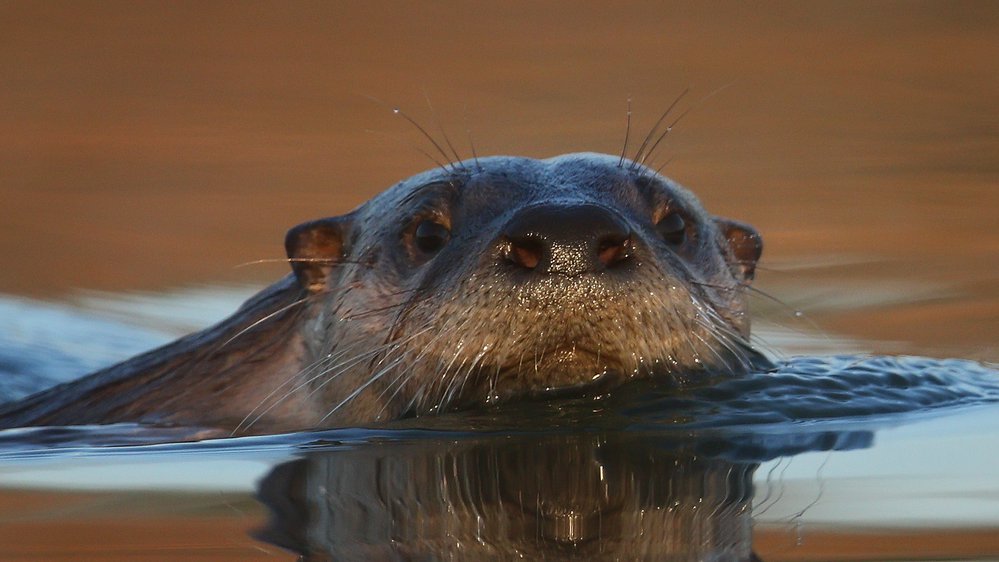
[1,4,998,560]
[1,1,997,360]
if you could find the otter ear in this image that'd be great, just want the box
[715,217,763,282]
[285,214,354,293]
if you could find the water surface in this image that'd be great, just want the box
[1,2,998,560]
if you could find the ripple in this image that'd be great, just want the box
[0,355,996,457]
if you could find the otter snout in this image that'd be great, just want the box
[501,203,633,275]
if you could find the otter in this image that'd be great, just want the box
[0,153,764,435]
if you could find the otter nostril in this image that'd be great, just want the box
[597,235,630,268]
[505,237,542,270]
[500,203,633,275]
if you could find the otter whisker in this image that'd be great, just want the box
[639,106,690,168]
[400,322,466,415]
[747,333,784,363]
[318,344,421,424]
[341,289,435,321]
[463,341,494,402]
[232,344,351,434]
[309,325,435,401]
[239,308,434,433]
[694,305,748,347]
[362,94,458,173]
[435,337,473,411]
[217,295,312,350]
[618,96,633,168]
[246,336,413,432]
[416,309,475,412]
[373,347,428,419]
[409,313,471,409]
[312,324,435,406]
[488,362,502,403]
[374,315,465,418]
[696,300,779,365]
[667,296,710,371]
[655,156,676,175]
[236,339,374,433]
[641,81,736,168]
[442,316,490,410]
[630,88,690,171]
[158,286,323,417]
[304,347,388,399]
[166,286,321,396]
[391,328,454,413]
[693,316,750,372]
[364,126,451,173]
[688,279,745,293]
[694,298,761,371]
[440,355,471,412]
[320,358,411,423]
[463,102,482,171]
[369,280,460,404]
[422,89,465,171]
[393,105,460,174]
[388,366,425,418]
[379,274,442,354]
[746,285,805,317]
[234,257,376,270]
[642,81,735,168]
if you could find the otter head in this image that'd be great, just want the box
[284,153,763,426]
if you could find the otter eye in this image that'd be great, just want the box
[414,220,450,254]
[656,212,686,244]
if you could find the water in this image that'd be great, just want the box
[2,2,998,560]
[1,295,997,560]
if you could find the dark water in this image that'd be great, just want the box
[1,323,998,560]
[2,1,999,560]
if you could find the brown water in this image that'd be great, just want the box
[1,2,998,560]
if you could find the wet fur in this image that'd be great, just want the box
[296,154,764,428]
[0,153,764,435]
[0,277,314,433]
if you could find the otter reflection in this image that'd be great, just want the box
[255,430,870,561]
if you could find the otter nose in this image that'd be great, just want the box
[501,204,633,275]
